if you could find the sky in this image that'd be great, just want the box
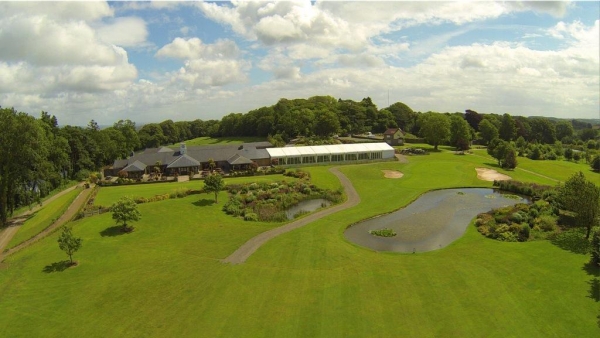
[0,1,598,126]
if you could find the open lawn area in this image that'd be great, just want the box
[0,151,598,337]
[169,136,267,147]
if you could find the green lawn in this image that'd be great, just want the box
[0,152,598,337]
[6,187,82,249]
[171,136,267,147]
[10,181,79,217]
[93,174,296,207]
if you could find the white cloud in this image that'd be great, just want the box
[0,2,113,21]
[0,0,138,110]
[507,1,572,17]
[156,38,240,60]
[157,37,248,88]
[96,17,149,48]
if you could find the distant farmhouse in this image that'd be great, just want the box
[105,142,396,178]
[383,128,405,146]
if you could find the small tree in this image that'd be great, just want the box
[503,148,518,169]
[558,172,600,239]
[111,197,141,232]
[204,173,225,203]
[208,158,216,172]
[57,225,82,265]
[88,173,99,184]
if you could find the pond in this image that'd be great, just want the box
[286,199,331,220]
[344,188,527,253]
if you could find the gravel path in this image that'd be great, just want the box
[0,184,93,261]
[222,167,360,265]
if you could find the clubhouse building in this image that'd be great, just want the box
[105,142,395,178]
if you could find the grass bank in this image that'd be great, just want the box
[6,187,82,249]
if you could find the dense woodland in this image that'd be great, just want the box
[1,96,599,225]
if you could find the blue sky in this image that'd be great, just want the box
[0,1,598,126]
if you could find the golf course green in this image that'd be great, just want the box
[0,150,598,337]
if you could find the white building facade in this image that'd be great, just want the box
[266,143,395,166]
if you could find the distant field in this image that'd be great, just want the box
[0,150,598,337]
[170,136,267,147]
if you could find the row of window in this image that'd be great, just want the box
[275,152,384,165]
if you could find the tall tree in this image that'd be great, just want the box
[313,110,341,137]
[529,117,556,144]
[449,115,472,150]
[0,107,49,225]
[387,102,416,132]
[555,120,575,142]
[418,112,450,150]
[114,119,141,153]
[499,113,517,141]
[464,109,483,131]
[478,119,499,145]
[558,172,600,239]
[138,123,167,148]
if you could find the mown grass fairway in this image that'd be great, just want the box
[0,151,598,337]
[6,187,82,249]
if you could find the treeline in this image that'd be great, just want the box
[1,97,599,224]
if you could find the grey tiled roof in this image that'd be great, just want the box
[167,154,201,168]
[123,160,147,172]
[227,154,253,165]
[111,142,272,170]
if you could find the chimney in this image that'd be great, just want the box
[180,143,187,155]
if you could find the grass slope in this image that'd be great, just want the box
[6,187,82,249]
[171,136,266,147]
[0,152,598,337]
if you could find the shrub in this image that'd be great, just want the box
[244,213,258,221]
[536,215,558,232]
[498,231,518,242]
[510,212,524,223]
[519,223,531,242]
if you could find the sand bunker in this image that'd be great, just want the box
[382,170,404,179]
[476,168,511,181]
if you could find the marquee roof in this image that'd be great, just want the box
[266,143,393,157]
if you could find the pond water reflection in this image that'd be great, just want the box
[344,188,526,253]
[286,199,331,220]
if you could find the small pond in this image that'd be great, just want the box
[344,188,527,253]
[286,199,331,220]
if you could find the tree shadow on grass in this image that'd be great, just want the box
[192,199,215,207]
[42,260,73,273]
[588,278,600,302]
[549,229,591,255]
[583,261,600,277]
[100,225,131,237]
[483,162,502,169]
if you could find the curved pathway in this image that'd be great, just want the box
[0,184,93,262]
[222,167,360,265]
